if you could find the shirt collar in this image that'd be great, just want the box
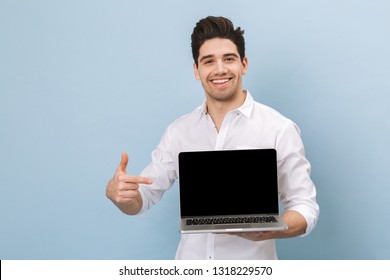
[198,90,254,118]
[236,90,254,118]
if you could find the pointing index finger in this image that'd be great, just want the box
[122,174,153,185]
[135,176,153,185]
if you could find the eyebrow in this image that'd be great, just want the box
[199,53,239,63]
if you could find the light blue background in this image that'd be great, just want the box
[1,0,389,259]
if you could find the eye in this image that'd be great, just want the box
[225,56,236,62]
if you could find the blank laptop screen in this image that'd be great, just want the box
[178,149,279,217]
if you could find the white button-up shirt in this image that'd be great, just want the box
[138,91,319,259]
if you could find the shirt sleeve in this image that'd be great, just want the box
[137,126,178,214]
[276,120,320,236]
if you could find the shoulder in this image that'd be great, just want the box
[170,107,201,125]
[244,91,292,126]
[162,105,204,136]
[252,100,295,128]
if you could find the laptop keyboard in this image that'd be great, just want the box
[186,216,277,225]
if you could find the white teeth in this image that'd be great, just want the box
[212,79,230,84]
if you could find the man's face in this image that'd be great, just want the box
[194,38,248,102]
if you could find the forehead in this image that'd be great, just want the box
[199,38,239,57]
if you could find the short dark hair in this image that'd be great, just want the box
[191,16,245,67]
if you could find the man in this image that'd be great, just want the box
[106,16,319,259]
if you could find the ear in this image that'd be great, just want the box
[241,56,248,75]
[193,63,200,80]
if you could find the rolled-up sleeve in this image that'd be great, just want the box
[138,126,178,215]
[276,121,319,236]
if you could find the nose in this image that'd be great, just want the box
[214,60,228,75]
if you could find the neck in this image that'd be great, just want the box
[206,90,246,132]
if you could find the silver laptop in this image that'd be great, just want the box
[178,149,288,234]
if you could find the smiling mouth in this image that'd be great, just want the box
[210,78,232,85]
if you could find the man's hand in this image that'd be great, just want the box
[106,152,152,215]
[228,210,308,241]
[227,231,274,241]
